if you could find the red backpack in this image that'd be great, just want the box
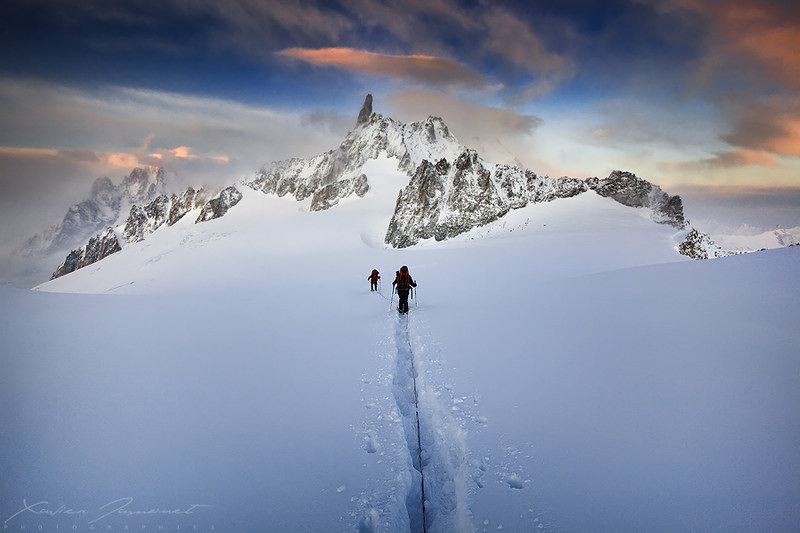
[395,270,410,287]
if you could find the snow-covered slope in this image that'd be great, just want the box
[3,152,798,532]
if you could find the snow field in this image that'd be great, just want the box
[5,161,799,532]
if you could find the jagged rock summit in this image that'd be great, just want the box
[246,95,465,211]
[47,95,707,281]
[50,183,239,280]
[356,93,373,126]
[18,166,168,257]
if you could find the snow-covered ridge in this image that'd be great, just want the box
[50,185,239,279]
[385,158,687,248]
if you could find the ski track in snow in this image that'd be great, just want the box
[356,291,479,533]
[353,290,552,533]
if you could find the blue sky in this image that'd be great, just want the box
[0,0,799,237]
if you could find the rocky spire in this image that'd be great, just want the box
[356,94,373,126]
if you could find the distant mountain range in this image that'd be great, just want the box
[17,166,169,257]
[20,94,771,281]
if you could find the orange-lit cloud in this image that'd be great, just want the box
[0,142,229,176]
[106,152,139,168]
[279,47,487,88]
[148,146,200,160]
[721,97,800,158]
[169,146,199,160]
[0,146,140,169]
[680,0,800,89]
[667,148,780,172]
[146,145,228,165]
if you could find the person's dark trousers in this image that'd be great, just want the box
[398,288,410,313]
[371,281,377,291]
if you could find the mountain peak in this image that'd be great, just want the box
[356,94,373,126]
[90,176,116,200]
[122,166,166,205]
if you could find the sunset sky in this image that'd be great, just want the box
[1,0,799,239]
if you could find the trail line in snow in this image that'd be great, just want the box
[390,311,475,533]
[392,313,429,532]
[403,315,428,533]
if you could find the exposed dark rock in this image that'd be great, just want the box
[51,226,121,279]
[678,228,731,259]
[121,187,210,244]
[385,151,592,248]
[386,159,449,248]
[356,94,373,126]
[386,150,514,247]
[168,187,207,226]
[196,186,243,223]
[247,98,464,209]
[123,205,148,243]
[587,171,686,229]
[494,166,587,207]
[122,194,171,243]
[310,174,369,211]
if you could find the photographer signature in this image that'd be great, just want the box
[5,497,212,526]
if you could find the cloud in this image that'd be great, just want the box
[684,148,781,170]
[0,79,352,242]
[679,0,800,90]
[385,88,544,167]
[279,47,488,89]
[387,89,542,135]
[672,183,800,233]
[0,146,144,169]
[480,6,574,99]
[7,0,572,103]
[335,1,572,99]
[720,98,800,158]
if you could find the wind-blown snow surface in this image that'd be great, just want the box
[2,158,799,532]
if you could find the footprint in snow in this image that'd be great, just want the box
[504,473,525,489]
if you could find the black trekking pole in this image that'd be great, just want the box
[414,285,418,307]
[389,287,394,311]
